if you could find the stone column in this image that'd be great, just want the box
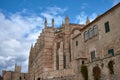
[53,43,57,70]
[59,42,64,69]
[64,40,70,68]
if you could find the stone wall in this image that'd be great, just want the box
[43,69,75,79]
[43,75,76,80]
[28,3,120,80]
[2,65,28,80]
[72,3,120,80]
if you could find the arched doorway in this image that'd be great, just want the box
[93,65,101,80]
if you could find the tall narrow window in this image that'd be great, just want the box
[19,76,21,80]
[76,40,78,46]
[37,78,40,80]
[88,28,93,38]
[105,21,110,33]
[84,31,88,41]
[56,42,60,70]
[93,25,98,35]
[108,49,114,56]
[82,61,84,64]
[69,41,72,61]
[63,55,66,69]
[56,52,59,70]
[24,74,25,79]
[91,51,96,61]
[57,42,60,50]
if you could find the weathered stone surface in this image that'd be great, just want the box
[28,3,120,80]
[2,65,28,80]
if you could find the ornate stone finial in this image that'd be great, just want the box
[15,63,17,67]
[44,18,47,28]
[30,43,33,54]
[65,16,69,25]
[86,17,90,25]
[52,18,54,28]
[31,43,33,49]
[62,21,65,26]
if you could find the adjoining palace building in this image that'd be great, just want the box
[29,3,120,80]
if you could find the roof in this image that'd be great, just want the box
[69,23,85,26]
[80,2,120,31]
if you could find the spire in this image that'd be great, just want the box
[14,63,17,72]
[86,17,90,25]
[30,43,33,50]
[62,21,65,26]
[15,63,17,67]
[30,43,33,56]
[65,16,69,25]
[44,18,47,28]
[31,43,33,48]
[52,18,54,28]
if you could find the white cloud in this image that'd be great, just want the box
[76,12,87,24]
[89,13,98,21]
[45,6,67,15]
[0,11,43,74]
[0,6,66,74]
[112,0,120,5]
[41,6,67,27]
[75,11,97,24]
[81,3,88,9]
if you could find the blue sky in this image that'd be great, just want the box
[0,0,120,75]
[0,0,118,23]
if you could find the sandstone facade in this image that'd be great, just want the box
[29,3,120,80]
[72,3,120,80]
[28,16,84,80]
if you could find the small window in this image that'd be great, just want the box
[76,41,78,46]
[57,42,60,50]
[93,25,98,35]
[37,78,40,80]
[24,76,25,79]
[84,31,88,41]
[105,21,110,33]
[91,51,96,61]
[82,61,84,64]
[108,49,114,56]
[88,28,93,38]
[19,76,21,80]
